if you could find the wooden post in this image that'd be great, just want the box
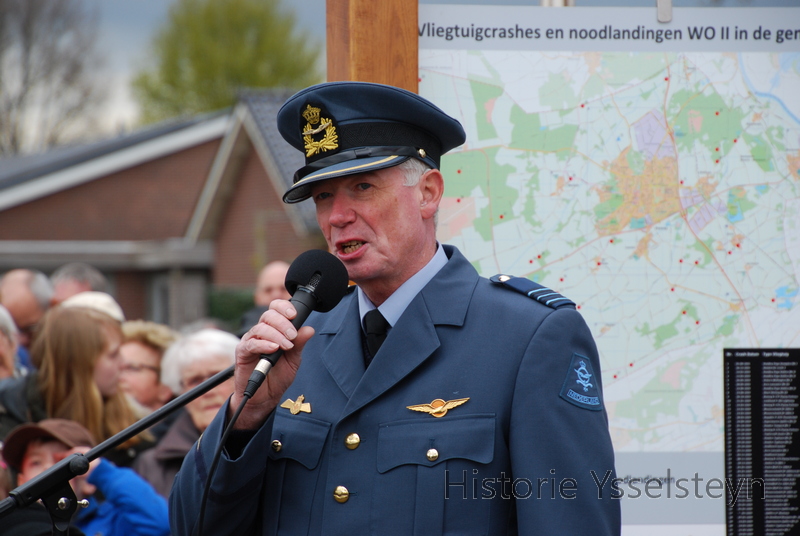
[326,0,418,93]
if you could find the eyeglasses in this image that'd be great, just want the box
[120,363,160,375]
[181,370,230,390]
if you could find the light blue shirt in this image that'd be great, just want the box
[358,243,447,332]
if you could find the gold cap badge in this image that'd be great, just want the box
[301,104,338,157]
[280,394,312,415]
[406,398,469,418]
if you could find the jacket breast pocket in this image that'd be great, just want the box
[263,412,331,534]
[267,411,330,469]
[377,414,495,472]
[375,414,496,536]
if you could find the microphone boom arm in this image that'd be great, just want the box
[0,366,235,525]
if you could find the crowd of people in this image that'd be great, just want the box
[0,260,285,535]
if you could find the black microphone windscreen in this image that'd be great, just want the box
[285,250,349,312]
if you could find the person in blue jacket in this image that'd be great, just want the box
[170,81,621,535]
[2,419,169,536]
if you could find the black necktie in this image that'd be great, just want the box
[364,309,389,365]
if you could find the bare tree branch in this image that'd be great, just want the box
[0,0,108,156]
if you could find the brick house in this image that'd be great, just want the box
[0,91,325,328]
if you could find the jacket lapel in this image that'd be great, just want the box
[318,294,366,399]
[341,246,480,418]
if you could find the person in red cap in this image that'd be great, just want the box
[2,419,169,536]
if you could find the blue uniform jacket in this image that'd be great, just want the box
[170,245,621,535]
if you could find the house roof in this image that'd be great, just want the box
[185,89,319,242]
[0,91,322,267]
[239,90,318,229]
[0,112,231,212]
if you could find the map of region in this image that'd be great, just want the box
[420,50,800,454]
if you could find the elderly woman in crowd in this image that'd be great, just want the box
[133,328,237,497]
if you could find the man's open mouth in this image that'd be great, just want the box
[341,241,364,254]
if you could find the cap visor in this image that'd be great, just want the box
[283,154,410,203]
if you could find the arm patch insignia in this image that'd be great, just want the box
[559,353,603,411]
[489,274,576,310]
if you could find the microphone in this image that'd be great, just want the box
[243,249,349,398]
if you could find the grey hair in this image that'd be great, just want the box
[51,262,109,293]
[397,158,432,187]
[27,271,54,311]
[0,305,18,341]
[160,328,239,395]
[397,158,439,227]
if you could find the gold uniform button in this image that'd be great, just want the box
[345,433,361,450]
[333,486,350,503]
[271,440,282,452]
[426,448,439,461]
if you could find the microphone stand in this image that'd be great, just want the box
[0,365,235,535]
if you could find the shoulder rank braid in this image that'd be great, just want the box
[489,275,575,310]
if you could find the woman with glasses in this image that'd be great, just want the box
[119,321,179,414]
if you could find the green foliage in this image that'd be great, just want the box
[207,287,254,332]
[132,0,322,123]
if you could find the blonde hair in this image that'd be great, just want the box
[122,320,179,358]
[32,306,142,447]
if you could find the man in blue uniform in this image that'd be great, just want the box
[170,81,621,535]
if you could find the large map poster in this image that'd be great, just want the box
[420,6,800,533]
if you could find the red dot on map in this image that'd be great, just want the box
[679,259,684,263]
[629,363,634,367]
[715,111,720,116]
[456,198,461,203]
[664,77,669,81]
[457,169,462,174]
[499,214,504,219]
[529,260,533,264]
[613,374,618,379]
[734,138,738,143]
[597,261,602,266]
[694,260,699,265]
[682,310,687,315]
[610,239,614,243]
[716,160,720,164]
[671,288,675,292]
[581,104,585,108]
[577,305,581,310]
[568,176,573,181]
[537,254,542,259]
[715,147,720,151]
[418,77,422,82]
[772,298,776,302]
[736,243,741,248]
[680,180,684,184]
[560,277,564,282]
[696,320,700,325]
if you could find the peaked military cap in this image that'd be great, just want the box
[277,81,466,203]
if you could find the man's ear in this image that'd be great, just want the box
[419,168,444,220]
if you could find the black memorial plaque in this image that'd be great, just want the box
[725,348,800,535]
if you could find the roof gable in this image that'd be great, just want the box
[185,90,319,242]
[0,113,230,212]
